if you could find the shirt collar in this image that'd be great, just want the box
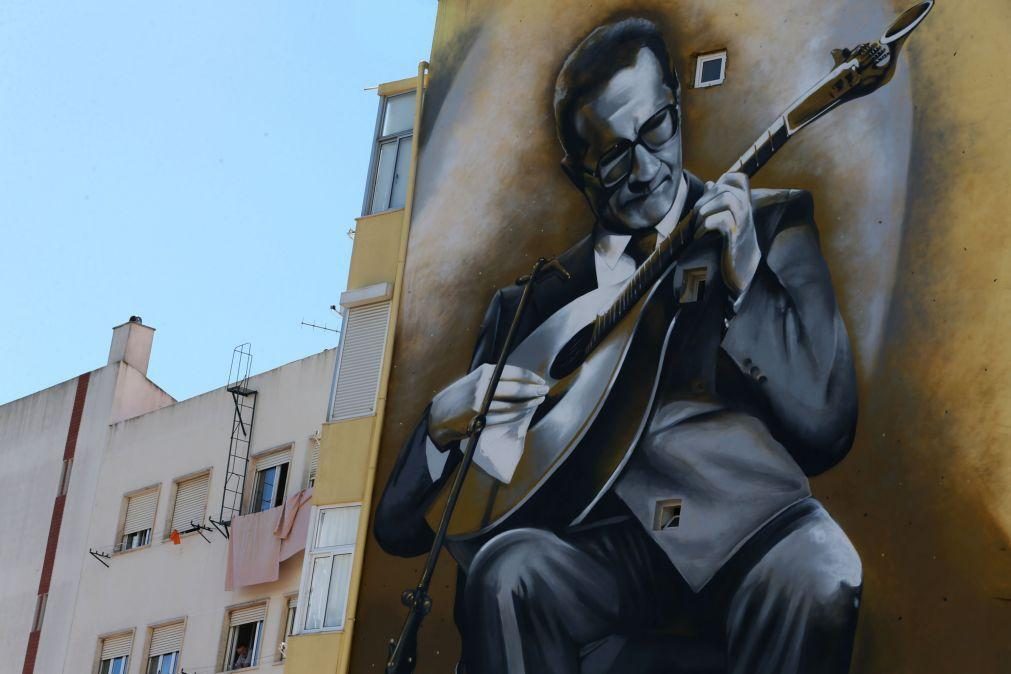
[593,173,689,271]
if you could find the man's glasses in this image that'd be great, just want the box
[585,104,679,189]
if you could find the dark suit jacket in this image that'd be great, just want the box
[374,173,857,590]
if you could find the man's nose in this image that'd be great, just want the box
[628,143,662,191]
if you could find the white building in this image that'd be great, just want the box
[0,318,337,674]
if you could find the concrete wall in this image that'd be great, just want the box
[1,357,176,674]
[347,0,1011,672]
[0,377,80,668]
[65,348,335,674]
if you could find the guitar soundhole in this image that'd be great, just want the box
[549,324,593,380]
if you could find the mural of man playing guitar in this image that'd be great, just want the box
[377,18,862,674]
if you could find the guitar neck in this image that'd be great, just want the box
[586,114,794,351]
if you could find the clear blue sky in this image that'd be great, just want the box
[0,1,438,404]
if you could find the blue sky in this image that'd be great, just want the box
[0,1,438,404]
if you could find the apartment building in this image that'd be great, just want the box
[2,318,175,674]
[1,316,350,674]
[65,346,335,674]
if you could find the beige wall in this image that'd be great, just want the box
[66,349,335,674]
[348,0,1011,672]
[1,343,175,674]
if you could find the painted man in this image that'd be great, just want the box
[376,18,862,674]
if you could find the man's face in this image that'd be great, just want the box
[571,48,682,232]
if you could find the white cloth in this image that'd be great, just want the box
[426,176,693,483]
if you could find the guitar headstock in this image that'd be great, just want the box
[784,1,932,134]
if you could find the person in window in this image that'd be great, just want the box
[376,16,861,674]
[231,644,252,670]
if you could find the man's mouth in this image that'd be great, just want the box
[622,173,671,205]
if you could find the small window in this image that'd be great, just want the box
[300,505,360,632]
[329,302,391,421]
[694,50,727,88]
[32,593,47,632]
[147,622,183,674]
[278,596,297,661]
[58,458,73,496]
[224,604,265,670]
[653,498,683,531]
[365,90,416,215]
[120,488,158,551]
[251,452,290,514]
[99,633,133,674]
[169,472,210,535]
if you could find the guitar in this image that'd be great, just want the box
[426,1,933,540]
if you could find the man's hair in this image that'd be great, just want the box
[554,18,679,161]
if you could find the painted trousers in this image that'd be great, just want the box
[459,498,862,674]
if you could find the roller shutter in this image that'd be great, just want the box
[101,632,132,660]
[123,490,158,536]
[230,604,266,627]
[330,301,391,421]
[149,622,184,656]
[171,474,209,532]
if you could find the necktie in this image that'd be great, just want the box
[627,230,658,268]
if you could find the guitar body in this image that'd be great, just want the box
[427,265,682,540]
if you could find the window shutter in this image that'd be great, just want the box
[149,622,184,657]
[255,450,291,472]
[230,604,267,627]
[307,440,320,487]
[123,490,158,536]
[172,474,209,532]
[101,632,133,660]
[330,301,391,421]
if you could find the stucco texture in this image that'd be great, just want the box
[351,0,1011,672]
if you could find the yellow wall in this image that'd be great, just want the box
[347,210,405,291]
[285,77,416,670]
[284,631,345,674]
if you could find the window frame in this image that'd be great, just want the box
[246,446,292,514]
[221,601,267,671]
[145,651,178,674]
[693,49,728,89]
[295,504,362,634]
[117,485,160,553]
[165,468,212,539]
[362,90,416,216]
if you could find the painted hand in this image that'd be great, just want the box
[694,172,761,298]
[428,363,548,447]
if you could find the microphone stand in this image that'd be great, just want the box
[386,256,570,674]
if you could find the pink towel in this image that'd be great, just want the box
[225,507,283,591]
[277,487,314,562]
[224,488,315,590]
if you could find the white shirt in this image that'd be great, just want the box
[593,174,689,287]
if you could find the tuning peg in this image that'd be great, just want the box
[831,48,852,66]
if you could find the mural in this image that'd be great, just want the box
[351,1,1011,673]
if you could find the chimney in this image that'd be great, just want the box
[108,316,155,376]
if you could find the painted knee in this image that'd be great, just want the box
[465,528,562,607]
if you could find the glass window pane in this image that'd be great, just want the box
[255,466,276,513]
[323,553,354,629]
[303,555,333,631]
[369,141,397,214]
[389,138,412,211]
[381,92,415,136]
[316,507,359,549]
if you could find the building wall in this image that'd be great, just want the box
[0,376,80,669]
[348,1,1011,672]
[285,179,413,674]
[1,353,176,674]
[65,348,335,674]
